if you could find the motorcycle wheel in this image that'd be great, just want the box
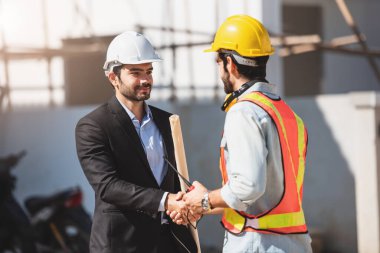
[64,223,90,253]
[1,237,23,253]
[52,206,91,253]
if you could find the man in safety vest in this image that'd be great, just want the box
[178,15,313,252]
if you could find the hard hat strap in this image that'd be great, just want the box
[220,49,264,67]
[221,80,260,111]
[232,54,260,67]
[103,61,123,72]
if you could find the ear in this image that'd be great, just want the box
[107,72,119,89]
[226,56,233,73]
[227,56,239,77]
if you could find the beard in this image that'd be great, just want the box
[120,81,152,101]
[222,71,234,94]
[134,83,152,101]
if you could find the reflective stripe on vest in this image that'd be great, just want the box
[220,91,308,235]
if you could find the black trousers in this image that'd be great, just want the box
[157,224,180,253]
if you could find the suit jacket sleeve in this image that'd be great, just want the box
[75,116,165,215]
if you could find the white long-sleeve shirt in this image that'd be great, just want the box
[220,82,312,253]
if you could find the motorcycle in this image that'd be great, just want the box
[0,151,91,253]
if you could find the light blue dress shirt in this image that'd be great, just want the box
[117,99,168,212]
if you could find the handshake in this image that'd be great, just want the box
[164,181,210,226]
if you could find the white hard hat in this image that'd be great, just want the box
[103,31,162,75]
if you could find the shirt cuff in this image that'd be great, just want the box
[158,192,169,212]
[221,182,248,212]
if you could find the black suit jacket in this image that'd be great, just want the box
[75,96,196,253]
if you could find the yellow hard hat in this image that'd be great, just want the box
[205,15,274,57]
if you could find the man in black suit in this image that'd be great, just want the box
[75,31,197,253]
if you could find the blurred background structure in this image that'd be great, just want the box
[1,0,380,252]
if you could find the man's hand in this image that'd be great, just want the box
[165,192,188,225]
[182,181,208,216]
[166,191,203,226]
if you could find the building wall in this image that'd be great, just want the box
[292,95,357,253]
[282,0,380,94]
[2,92,378,252]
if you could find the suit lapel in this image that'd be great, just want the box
[107,96,158,186]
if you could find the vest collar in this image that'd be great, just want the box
[222,82,278,112]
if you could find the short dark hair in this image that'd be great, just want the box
[218,52,269,81]
[112,65,124,79]
[106,65,124,90]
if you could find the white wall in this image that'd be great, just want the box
[3,91,380,252]
[0,102,226,250]
[0,106,96,211]
[290,95,357,253]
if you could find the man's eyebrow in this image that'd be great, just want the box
[128,67,154,72]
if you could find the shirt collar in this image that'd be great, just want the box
[242,82,277,98]
[116,97,153,121]
[222,82,279,112]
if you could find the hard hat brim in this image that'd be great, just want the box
[120,58,163,64]
[204,47,217,53]
[103,58,162,71]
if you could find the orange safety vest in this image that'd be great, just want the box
[220,91,308,235]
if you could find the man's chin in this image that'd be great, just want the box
[223,82,233,94]
[224,87,233,94]
[137,94,150,101]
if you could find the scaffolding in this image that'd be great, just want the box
[0,0,379,112]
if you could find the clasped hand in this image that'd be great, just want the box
[166,181,208,226]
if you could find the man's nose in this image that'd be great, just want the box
[140,74,152,83]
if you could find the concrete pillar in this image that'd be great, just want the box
[351,91,380,253]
